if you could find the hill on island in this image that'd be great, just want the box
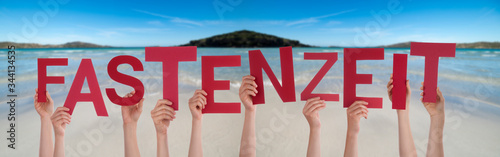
[380,41,500,49]
[0,41,111,49]
[181,30,312,47]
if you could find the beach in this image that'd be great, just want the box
[1,47,499,156]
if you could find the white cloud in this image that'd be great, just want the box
[147,20,163,26]
[98,31,121,38]
[134,9,203,26]
[286,9,355,27]
[326,20,342,25]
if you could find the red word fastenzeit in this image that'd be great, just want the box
[37,42,455,116]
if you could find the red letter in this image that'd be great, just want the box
[301,52,339,101]
[64,59,108,116]
[37,58,68,102]
[106,55,144,106]
[392,54,407,109]
[249,47,295,104]
[202,55,241,113]
[145,46,197,110]
[410,42,455,102]
[343,48,384,108]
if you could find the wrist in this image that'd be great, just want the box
[430,114,445,126]
[245,107,255,112]
[347,124,360,135]
[310,125,321,132]
[244,103,256,112]
[396,110,409,117]
[245,108,256,116]
[156,131,167,138]
[192,115,202,121]
[40,116,51,123]
[346,130,359,138]
[430,113,445,119]
[123,122,138,130]
[192,117,202,124]
[55,132,65,138]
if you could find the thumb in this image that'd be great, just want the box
[137,98,144,110]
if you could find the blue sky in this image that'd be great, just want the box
[0,0,499,47]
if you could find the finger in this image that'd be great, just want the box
[242,79,258,87]
[244,84,258,93]
[305,99,324,112]
[307,102,326,114]
[387,79,393,88]
[46,91,53,102]
[350,107,368,117]
[196,101,204,109]
[52,108,71,119]
[304,97,321,110]
[194,94,207,105]
[348,101,368,110]
[348,102,368,113]
[152,105,176,116]
[420,92,423,96]
[153,113,174,122]
[53,115,71,124]
[194,89,208,96]
[137,98,144,110]
[195,99,205,109]
[242,75,256,81]
[157,99,173,107]
[201,100,206,109]
[151,107,175,117]
[124,92,132,98]
[388,85,393,93]
[406,80,411,91]
[243,90,257,97]
[306,97,321,103]
[152,110,176,120]
[436,87,444,101]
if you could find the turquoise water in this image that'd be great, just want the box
[1,47,499,112]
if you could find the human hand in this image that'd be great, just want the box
[387,74,412,115]
[51,107,71,136]
[420,82,445,117]
[346,101,368,134]
[239,75,258,112]
[34,88,54,119]
[151,99,176,135]
[387,74,411,105]
[189,89,207,120]
[303,97,326,129]
[121,91,144,125]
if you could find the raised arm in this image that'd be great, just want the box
[239,75,257,157]
[303,97,326,157]
[188,89,207,157]
[121,91,144,157]
[151,99,176,157]
[387,74,417,157]
[51,107,71,157]
[420,82,445,157]
[344,101,368,157]
[34,88,54,157]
